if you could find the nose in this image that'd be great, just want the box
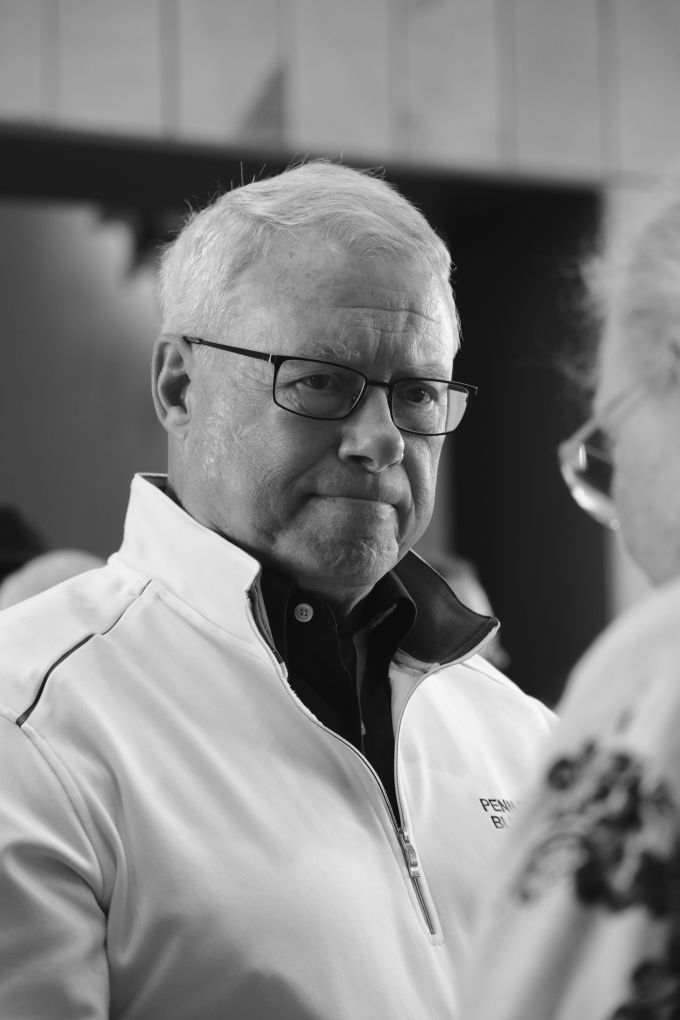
[337,385,405,472]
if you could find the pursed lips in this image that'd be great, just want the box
[310,491,403,511]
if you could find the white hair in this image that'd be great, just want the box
[587,183,680,387]
[158,159,455,339]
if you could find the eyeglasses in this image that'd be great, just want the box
[558,418,619,529]
[183,336,477,436]
[557,375,658,530]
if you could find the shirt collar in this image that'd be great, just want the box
[394,552,498,663]
[259,564,415,662]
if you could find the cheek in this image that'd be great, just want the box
[198,413,238,475]
[612,434,676,579]
[612,436,645,524]
[225,421,331,517]
[404,440,442,516]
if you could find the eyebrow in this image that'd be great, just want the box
[298,349,453,377]
[299,341,452,371]
[304,344,359,362]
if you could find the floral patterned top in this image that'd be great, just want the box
[461,575,680,1020]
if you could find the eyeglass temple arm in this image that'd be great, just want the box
[182,336,275,364]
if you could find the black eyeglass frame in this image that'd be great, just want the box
[183,335,478,436]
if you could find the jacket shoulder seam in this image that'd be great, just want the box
[15,580,152,727]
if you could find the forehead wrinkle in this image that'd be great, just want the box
[339,303,445,327]
[331,309,455,351]
[307,310,448,363]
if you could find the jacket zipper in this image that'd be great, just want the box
[395,825,435,935]
[247,593,437,935]
[324,726,437,936]
[347,734,436,937]
[390,660,450,937]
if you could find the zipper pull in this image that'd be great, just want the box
[397,827,421,878]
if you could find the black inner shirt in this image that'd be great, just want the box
[259,567,416,818]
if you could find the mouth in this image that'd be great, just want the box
[337,494,390,502]
[310,494,399,516]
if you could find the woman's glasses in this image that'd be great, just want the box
[558,367,669,529]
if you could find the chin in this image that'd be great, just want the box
[312,536,398,587]
[621,505,680,587]
[638,547,680,588]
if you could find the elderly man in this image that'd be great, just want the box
[461,188,680,1019]
[0,161,552,1019]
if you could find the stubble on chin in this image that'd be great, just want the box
[297,498,406,581]
[307,532,401,587]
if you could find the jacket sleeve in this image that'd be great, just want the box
[0,714,109,1019]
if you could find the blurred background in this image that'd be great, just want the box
[0,0,677,703]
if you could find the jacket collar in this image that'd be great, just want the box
[394,553,498,665]
[113,475,263,647]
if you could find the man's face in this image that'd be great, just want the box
[179,239,458,608]
[596,336,680,585]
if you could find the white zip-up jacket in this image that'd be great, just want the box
[0,474,554,1019]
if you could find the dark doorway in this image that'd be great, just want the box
[392,173,605,704]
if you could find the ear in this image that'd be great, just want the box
[151,334,194,440]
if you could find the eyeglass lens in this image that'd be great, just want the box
[559,428,619,529]
[274,359,467,434]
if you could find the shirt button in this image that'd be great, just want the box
[294,603,314,623]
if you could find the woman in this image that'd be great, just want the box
[462,187,680,1020]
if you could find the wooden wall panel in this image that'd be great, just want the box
[289,0,391,157]
[176,0,285,147]
[611,0,680,176]
[55,0,163,134]
[0,0,46,119]
[401,0,500,167]
[2,0,680,187]
[512,0,603,176]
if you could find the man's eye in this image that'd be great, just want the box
[297,373,338,391]
[402,384,437,405]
